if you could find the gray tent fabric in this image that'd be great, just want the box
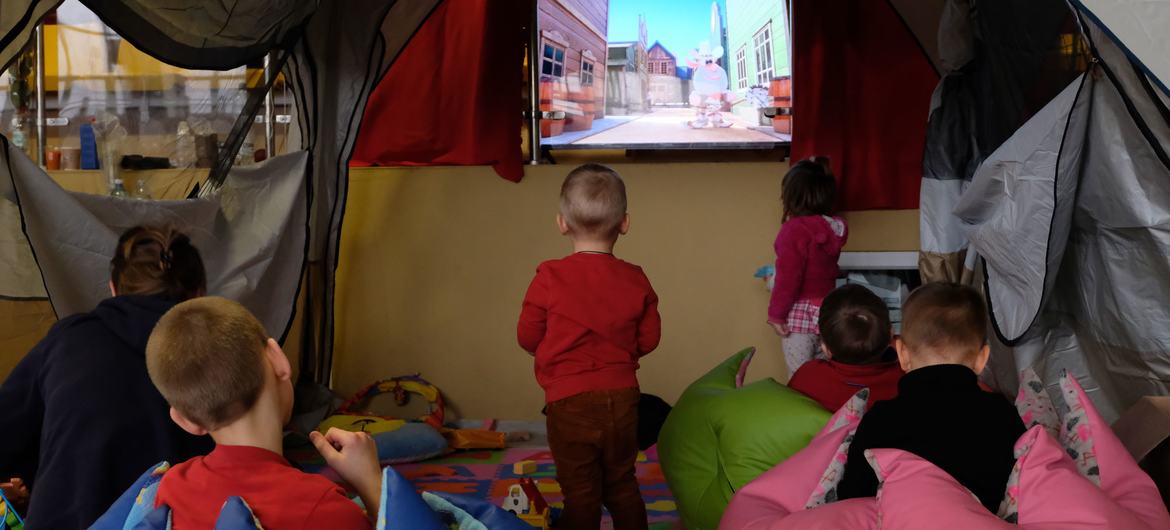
[955,74,1090,343]
[286,0,441,381]
[950,11,1170,421]
[0,0,57,71]
[917,0,1086,283]
[0,141,309,337]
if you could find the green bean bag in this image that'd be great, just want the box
[658,347,831,530]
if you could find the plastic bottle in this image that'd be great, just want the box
[79,121,99,170]
[10,119,25,153]
[110,178,129,198]
[174,121,195,168]
[132,178,150,200]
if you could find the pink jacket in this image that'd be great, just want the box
[768,215,848,323]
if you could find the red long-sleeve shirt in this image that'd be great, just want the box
[517,252,660,403]
[768,215,848,322]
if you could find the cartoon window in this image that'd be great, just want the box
[736,46,748,89]
[753,22,774,85]
[541,40,566,79]
[581,59,595,86]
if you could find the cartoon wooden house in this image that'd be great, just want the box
[537,0,608,135]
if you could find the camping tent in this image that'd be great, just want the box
[0,0,444,383]
[899,0,1170,421]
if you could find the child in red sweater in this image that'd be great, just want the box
[518,164,660,530]
[787,284,903,411]
[768,157,848,376]
[145,297,381,529]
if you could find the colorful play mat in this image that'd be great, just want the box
[289,443,678,529]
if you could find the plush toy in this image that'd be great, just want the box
[686,41,733,129]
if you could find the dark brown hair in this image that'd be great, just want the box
[901,282,988,362]
[110,226,205,300]
[818,284,892,364]
[560,163,627,237]
[782,156,836,221]
[146,296,268,429]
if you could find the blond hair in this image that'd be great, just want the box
[146,297,268,429]
[900,283,988,363]
[559,164,627,237]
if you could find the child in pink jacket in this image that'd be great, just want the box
[768,157,848,376]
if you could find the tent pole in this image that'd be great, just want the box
[264,53,276,157]
[34,23,45,167]
[528,0,541,165]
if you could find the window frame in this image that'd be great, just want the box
[580,57,596,86]
[541,38,567,79]
[735,46,748,90]
[753,22,774,85]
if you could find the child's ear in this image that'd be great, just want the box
[820,340,832,359]
[619,213,630,235]
[556,214,570,235]
[973,344,991,375]
[170,407,209,436]
[895,338,913,371]
[264,338,292,382]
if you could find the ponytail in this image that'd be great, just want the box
[110,226,206,300]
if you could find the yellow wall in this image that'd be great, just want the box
[334,163,918,420]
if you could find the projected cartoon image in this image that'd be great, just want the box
[686,41,731,129]
[536,0,790,148]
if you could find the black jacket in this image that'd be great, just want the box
[0,295,213,529]
[837,364,1026,513]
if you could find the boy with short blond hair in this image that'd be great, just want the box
[518,164,659,530]
[146,297,381,529]
[837,283,1025,513]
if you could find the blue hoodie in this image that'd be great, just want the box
[0,295,213,529]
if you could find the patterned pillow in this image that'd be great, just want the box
[1012,369,1098,484]
[806,388,869,508]
[1014,368,1059,440]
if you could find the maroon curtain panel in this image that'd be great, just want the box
[350,0,527,181]
[791,0,938,210]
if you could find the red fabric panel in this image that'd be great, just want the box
[792,0,938,210]
[350,0,526,181]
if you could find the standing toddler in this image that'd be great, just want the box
[518,164,660,530]
[768,157,847,376]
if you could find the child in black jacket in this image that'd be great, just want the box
[837,283,1026,513]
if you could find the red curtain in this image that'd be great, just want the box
[350,0,527,181]
[791,0,938,210]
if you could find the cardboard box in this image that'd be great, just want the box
[1112,396,1170,509]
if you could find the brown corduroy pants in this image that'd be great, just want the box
[546,388,648,530]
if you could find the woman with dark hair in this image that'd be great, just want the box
[0,226,214,529]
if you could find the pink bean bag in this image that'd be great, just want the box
[720,372,1170,530]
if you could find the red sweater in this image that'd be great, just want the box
[517,252,660,403]
[768,215,848,322]
[788,359,903,411]
[156,445,371,530]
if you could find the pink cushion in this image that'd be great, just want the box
[1012,425,1154,529]
[719,390,868,530]
[1053,375,1170,528]
[768,498,877,530]
[866,448,1015,530]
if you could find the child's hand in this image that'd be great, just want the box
[768,320,790,337]
[310,428,382,518]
